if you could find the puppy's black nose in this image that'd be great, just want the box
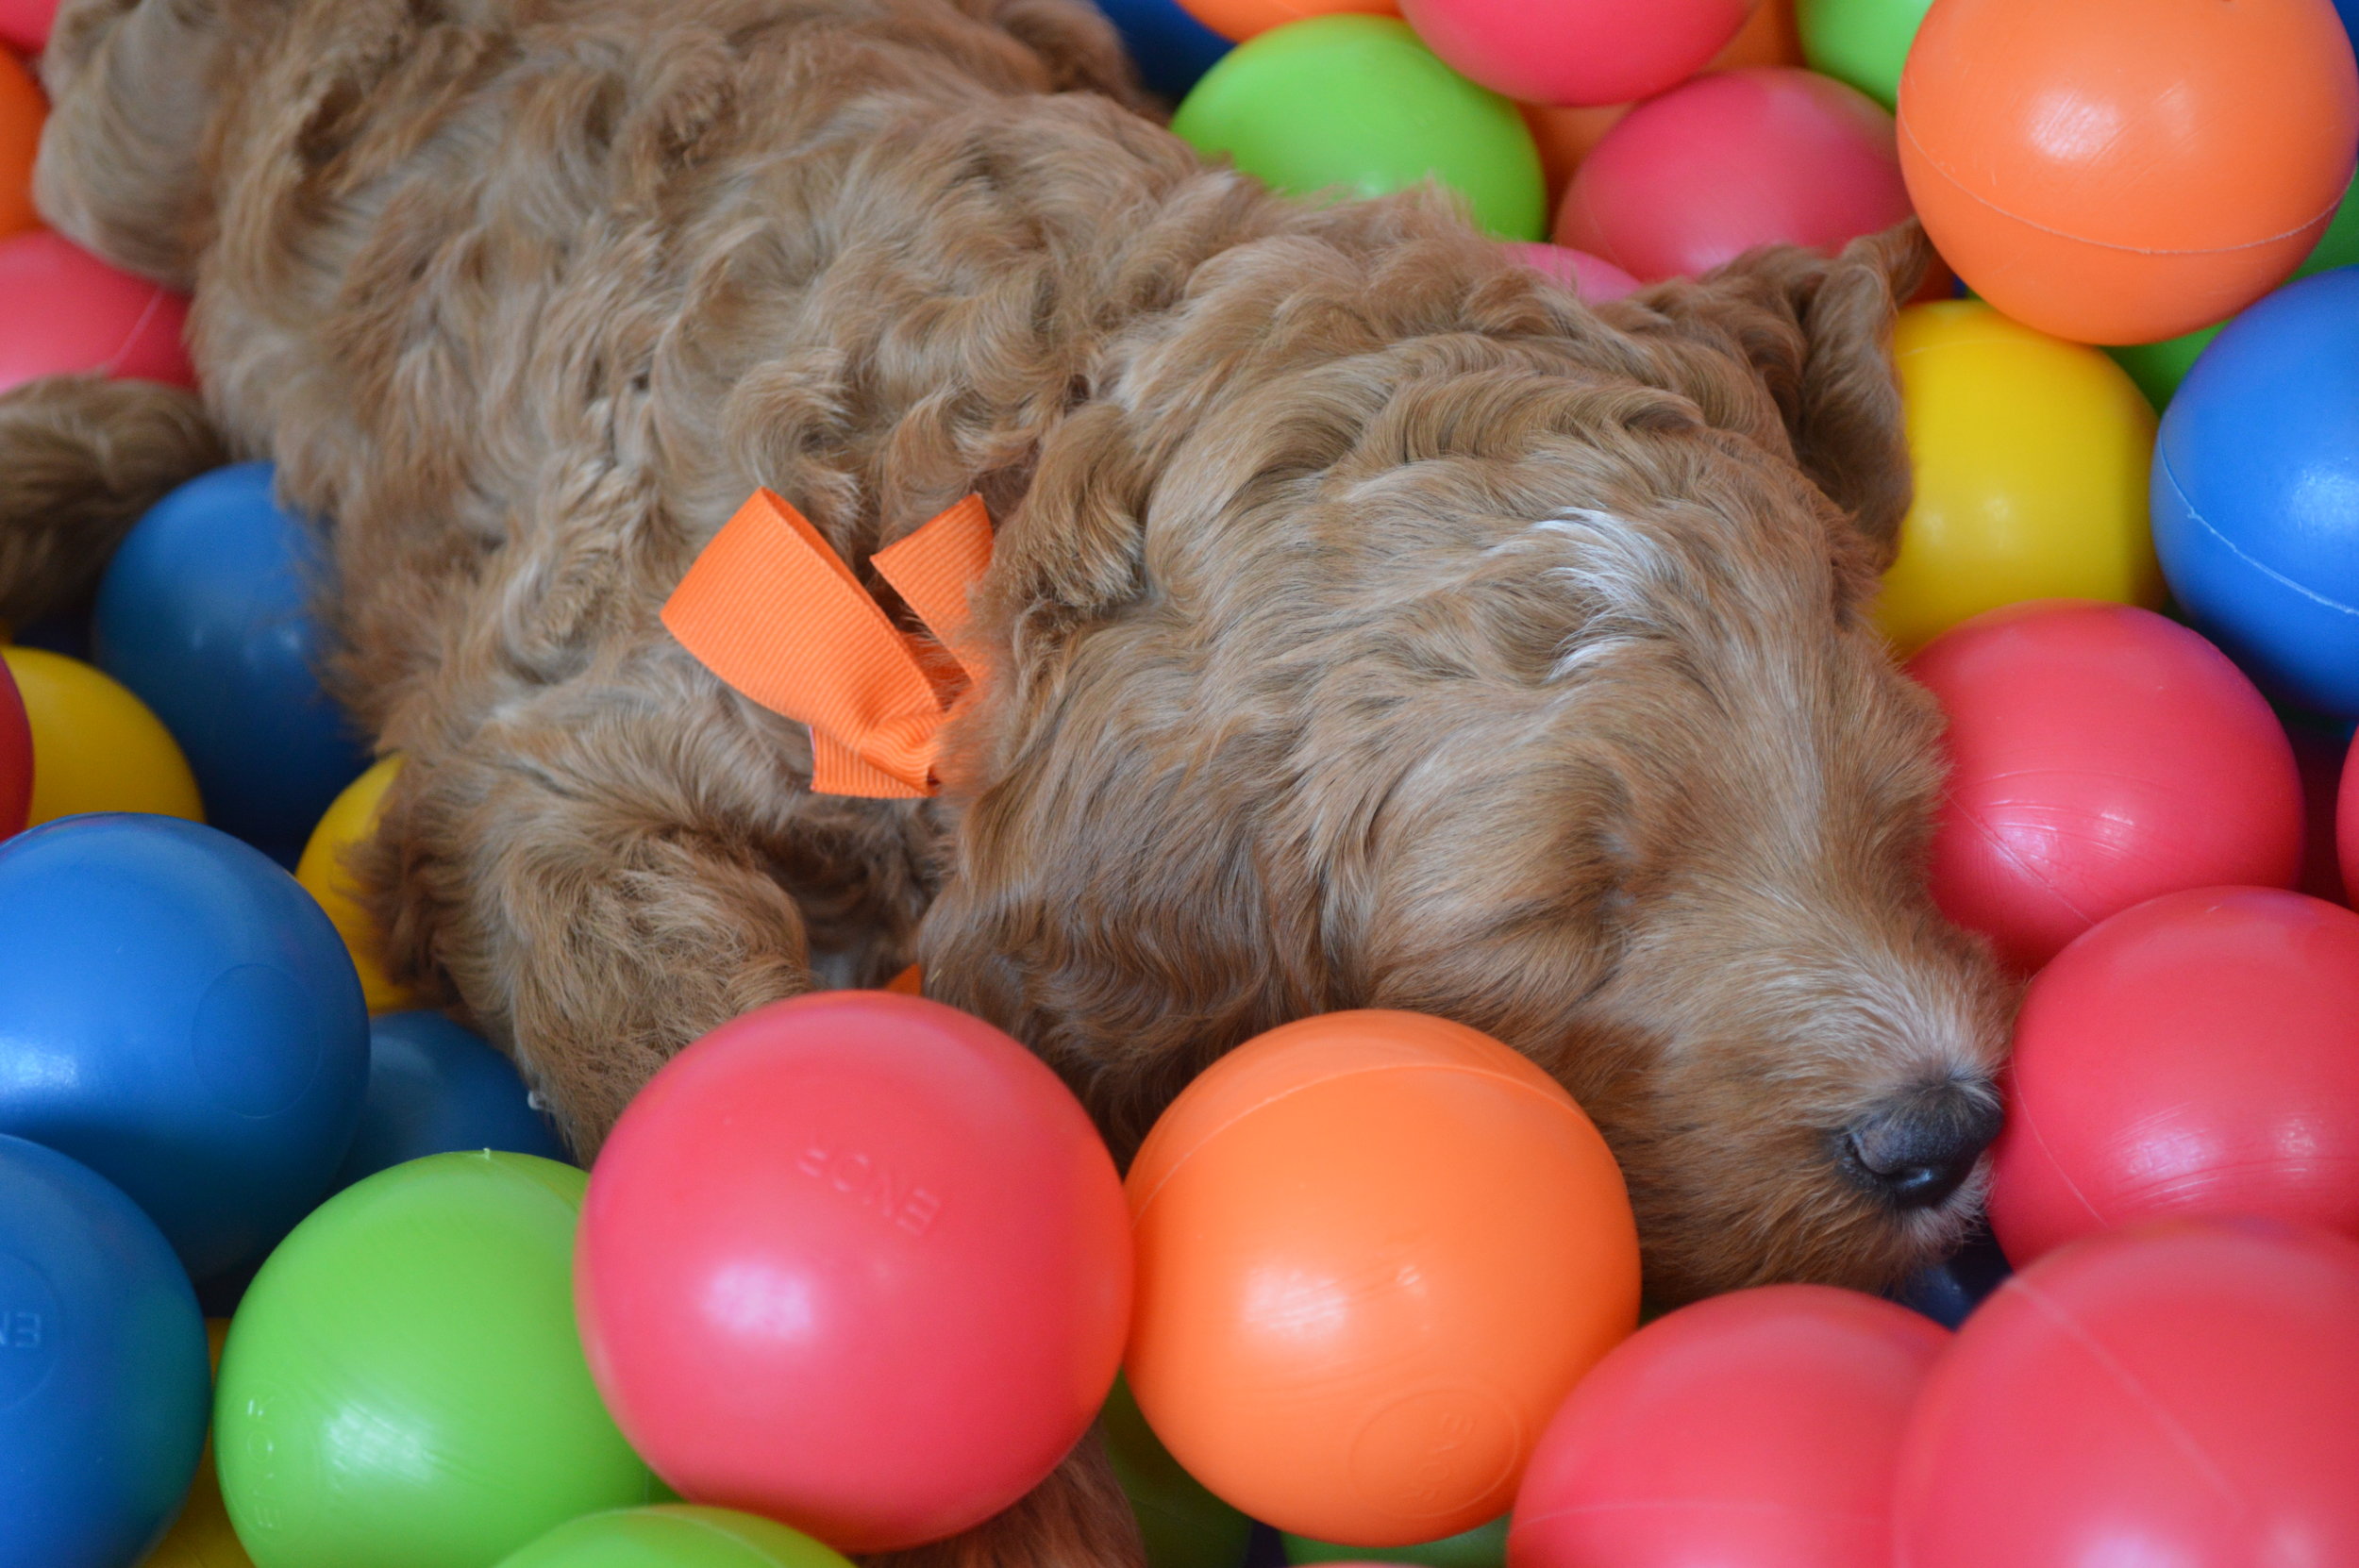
[1843,1085,2002,1210]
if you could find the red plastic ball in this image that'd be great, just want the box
[1990,887,2359,1267]
[575,992,1131,1553]
[0,230,194,393]
[1397,0,1748,108]
[2336,726,2359,904]
[1554,68,1909,283]
[1906,601,2301,973]
[0,654,25,838]
[1894,1218,2359,1568]
[0,0,51,55]
[1502,242,1639,303]
[1510,1286,1946,1568]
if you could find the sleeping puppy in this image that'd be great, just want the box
[3,0,2008,1556]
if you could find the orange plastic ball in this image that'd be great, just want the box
[0,47,42,242]
[1898,0,2359,345]
[1125,1010,1640,1547]
[1177,0,1397,45]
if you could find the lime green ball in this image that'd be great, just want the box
[215,1152,663,1568]
[1101,1375,1251,1568]
[495,1507,854,1567]
[1797,0,1934,110]
[1171,15,1545,242]
[1281,1516,1508,1568]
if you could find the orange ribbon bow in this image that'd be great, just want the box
[662,489,993,798]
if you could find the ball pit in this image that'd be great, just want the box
[0,45,41,241]
[1907,601,2302,972]
[1,644,203,826]
[0,813,367,1283]
[1897,0,2359,345]
[578,992,1130,1553]
[141,1320,255,1568]
[217,1152,661,1568]
[94,462,368,859]
[1395,0,1748,108]
[1103,1375,1255,1568]
[1795,0,1929,109]
[1125,1011,1638,1546]
[0,229,194,392]
[1894,1218,2359,1566]
[0,0,51,53]
[1094,0,1232,99]
[333,1010,569,1191]
[1990,887,2359,1266]
[293,752,420,1011]
[1555,68,1908,283]
[0,652,29,837]
[494,1508,856,1568]
[1287,1516,1505,1568]
[2152,267,2359,717]
[1873,300,2161,653]
[1174,0,1393,45]
[1171,16,1545,242]
[1510,1287,1946,1568]
[0,1134,210,1568]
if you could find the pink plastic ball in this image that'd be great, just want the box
[1905,601,2301,973]
[1502,242,1640,302]
[0,0,51,55]
[575,993,1131,1553]
[1895,1219,2359,1568]
[1510,1286,1947,1568]
[1989,887,2359,1267]
[0,230,193,392]
[1555,67,1909,283]
[1397,0,1749,108]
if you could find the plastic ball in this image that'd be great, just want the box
[1,645,203,826]
[332,1010,568,1190]
[0,652,29,837]
[142,1321,258,1568]
[216,1152,661,1568]
[1289,1517,1506,1568]
[2153,268,2359,716]
[1872,301,2161,653]
[577,992,1130,1553]
[1510,1287,1943,1568]
[495,1508,856,1568]
[0,46,40,240]
[0,1136,209,1568]
[2341,728,2359,901]
[0,0,51,52]
[1501,242,1638,303]
[0,229,194,392]
[293,753,421,1011]
[0,813,367,1282]
[1104,1375,1255,1568]
[1907,602,2301,972]
[94,463,367,860]
[1126,1010,1639,1546]
[1094,0,1232,99]
[1795,0,1928,109]
[1897,0,2359,345]
[1893,1218,2359,1567]
[1171,16,1545,242]
[1989,888,2359,1267]
[1556,68,1909,284]
[1395,0,1748,108]
[1174,0,1393,45]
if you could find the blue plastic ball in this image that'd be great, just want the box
[2152,267,2359,716]
[333,1011,570,1190]
[93,463,368,864]
[0,815,369,1284]
[0,1135,210,1568]
[1092,0,1230,100]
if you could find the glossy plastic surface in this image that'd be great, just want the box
[0,652,29,837]
[95,463,367,860]
[2,645,202,826]
[1126,1010,1639,1546]
[332,1010,568,1190]
[1396,0,1747,108]
[1171,17,1544,242]
[496,1508,854,1568]
[216,1152,659,1568]
[1500,242,1638,302]
[0,229,194,392]
[293,754,418,1011]
[0,47,40,240]
[1556,69,1908,283]
[1874,301,2160,652]
[1093,0,1232,98]
[1894,1219,2359,1567]
[1990,888,2359,1264]
[143,1320,259,1568]
[577,992,1131,1553]
[1174,0,1392,44]
[1897,0,2359,343]
[1510,1286,1945,1568]
[2153,267,2359,716]
[1103,1375,1255,1568]
[1288,1517,1505,1568]
[1796,0,1929,108]
[1907,601,2301,971]
[0,1135,209,1568]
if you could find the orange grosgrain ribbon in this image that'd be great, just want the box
[662,489,993,798]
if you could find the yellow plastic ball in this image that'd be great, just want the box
[294,754,419,1013]
[0,646,204,826]
[1873,300,2163,653]
[142,1321,255,1568]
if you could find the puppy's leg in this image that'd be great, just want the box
[868,1434,1146,1568]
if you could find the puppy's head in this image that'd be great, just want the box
[929,217,2012,1303]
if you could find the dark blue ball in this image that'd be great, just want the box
[0,815,369,1284]
[93,463,368,864]
[0,1135,210,1568]
[2152,267,2359,716]
[332,1010,570,1190]
[1891,1227,2014,1330]
[1091,0,1230,100]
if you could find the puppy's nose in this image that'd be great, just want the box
[1843,1084,2002,1210]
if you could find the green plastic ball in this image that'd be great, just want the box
[214,1152,663,1568]
[495,1507,854,1567]
[1797,0,1933,109]
[1171,15,1545,242]
[1281,1515,1508,1568]
[1102,1375,1251,1568]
